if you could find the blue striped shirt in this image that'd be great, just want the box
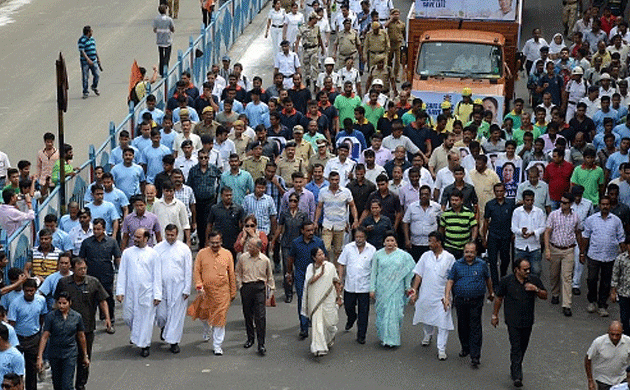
[242,193,277,235]
[77,35,97,64]
[448,257,490,299]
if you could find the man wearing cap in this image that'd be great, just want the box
[565,66,588,122]
[194,106,221,138]
[384,9,405,81]
[334,18,362,70]
[317,58,340,91]
[274,40,301,89]
[242,142,270,180]
[277,141,307,187]
[364,21,389,69]
[600,73,617,99]
[296,13,325,89]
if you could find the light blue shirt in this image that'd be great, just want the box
[606,151,630,179]
[614,123,630,140]
[7,295,47,336]
[172,106,200,122]
[244,101,271,128]
[131,135,152,153]
[38,271,71,310]
[110,163,146,199]
[52,229,73,253]
[593,131,620,151]
[3,322,19,347]
[139,144,171,183]
[108,145,141,167]
[0,347,24,377]
[242,193,277,235]
[85,201,119,234]
[58,215,80,234]
[305,179,329,203]
[593,108,619,133]
[220,100,244,114]
[138,107,165,125]
[0,291,22,312]
[220,169,254,204]
[583,212,625,262]
[160,129,177,152]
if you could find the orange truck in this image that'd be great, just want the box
[405,0,522,122]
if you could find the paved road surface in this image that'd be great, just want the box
[2,0,602,389]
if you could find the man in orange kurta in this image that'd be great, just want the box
[187,231,236,355]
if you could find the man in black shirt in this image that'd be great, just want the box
[347,164,376,219]
[566,102,595,142]
[207,186,245,259]
[492,258,548,388]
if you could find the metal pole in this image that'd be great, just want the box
[55,53,68,215]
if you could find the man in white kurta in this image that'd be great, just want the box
[155,224,192,354]
[116,228,162,357]
[152,185,191,245]
[410,232,456,360]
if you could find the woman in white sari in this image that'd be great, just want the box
[301,247,343,357]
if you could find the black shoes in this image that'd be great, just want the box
[258,345,266,356]
[459,350,469,357]
[513,379,523,387]
[140,347,150,357]
[551,296,560,305]
[357,338,366,344]
[244,340,254,349]
[170,343,180,354]
[345,321,354,331]
[284,295,293,303]
[470,358,480,368]
[160,327,165,341]
[299,331,308,340]
[572,288,581,295]
[563,307,572,317]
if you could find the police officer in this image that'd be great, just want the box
[363,21,389,69]
[384,8,405,82]
[334,18,362,69]
[296,12,325,89]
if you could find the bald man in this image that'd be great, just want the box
[585,321,630,390]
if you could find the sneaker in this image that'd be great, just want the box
[572,287,581,296]
[91,87,100,96]
[470,358,480,368]
[587,303,597,313]
[82,93,88,99]
[563,307,572,317]
[598,308,610,317]
[438,350,447,361]
[213,347,223,355]
[421,334,432,346]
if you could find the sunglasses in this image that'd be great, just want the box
[198,156,209,160]
[245,224,256,227]
[289,199,299,203]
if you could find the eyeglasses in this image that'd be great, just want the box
[521,267,531,273]
[1,384,14,389]
[245,224,256,227]
[198,156,209,160]
[289,199,299,203]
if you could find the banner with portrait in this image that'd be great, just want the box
[414,0,517,21]
[410,90,505,124]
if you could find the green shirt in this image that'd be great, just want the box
[512,128,542,146]
[334,94,362,126]
[439,206,478,251]
[51,160,74,185]
[570,165,604,204]
[504,110,522,129]
[363,104,385,130]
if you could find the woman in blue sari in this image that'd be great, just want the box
[369,231,415,347]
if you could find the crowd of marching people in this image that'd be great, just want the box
[9,0,630,389]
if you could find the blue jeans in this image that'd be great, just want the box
[49,356,76,390]
[81,62,99,94]
[294,274,310,334]
[514,248,542,278]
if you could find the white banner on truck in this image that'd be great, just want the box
[410,90,505,124]
[414,0,517,21]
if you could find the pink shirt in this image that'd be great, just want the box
[0,204,34,237]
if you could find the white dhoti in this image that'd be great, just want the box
[154,240,193,345]
[116,246,163,348]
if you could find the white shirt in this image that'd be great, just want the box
[587,334,630,386]
[68,224,93,256]
[274,51,301,76]
[412,249,456,329]
[364,164,386,185]
[152,198,190,242]
[371,0,393,20]
[316,71,340,89]
[333,11,359,33]
[337,67,361,93]
[362,92,388,107]
[0,151,10,178]
[522,38,549,63]
[580,96,601,118]
[434,166,472,200]
[511,205,547,251]
[215,139,237,165]
[565,79,588,104]
[403,200,441,246]
[403,166,433,188]
[572,198,594,224]
[268,8,286,26]
[382,135,419,155]
[207,148,224,171]
[337,241,376,293]
[174,155,198,181]
[324,157,357,187]
[173,133,202,156]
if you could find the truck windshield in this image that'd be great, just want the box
[417,42,503,78]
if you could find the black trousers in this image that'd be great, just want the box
[620,296,630,336]
[196,199,213,249]
[202,7,213,27]
[281,246,293,298]
[507,326,532,381]
[17,333,40,390]
[454,296,484,359]
[241,282,266,346]
[99,284,115,321]
[344,291,370,340]
[158,46,172,77]
[409,245,429,262]
[587,258,614,309]
[75,331,94,390]
[487,235,512,289]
